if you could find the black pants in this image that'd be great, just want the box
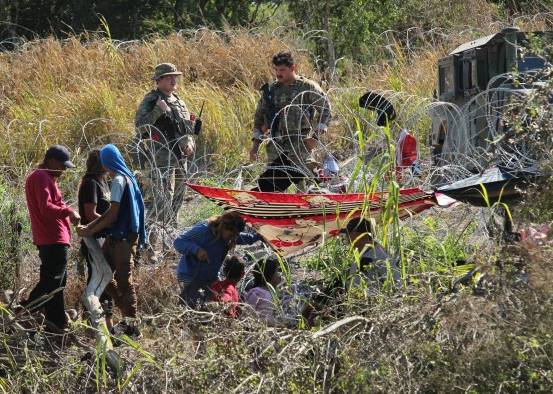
[81,240,114,317]
[254,155,306,192]
[22,244,69,329]
[178,278,211,309]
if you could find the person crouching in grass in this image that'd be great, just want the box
[174,211,263,308]
[245,257,284,326]
[209,255,245,318]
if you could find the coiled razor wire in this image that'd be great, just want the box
[1,25,552,262]
[2,72,552,252]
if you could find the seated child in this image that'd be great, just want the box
[209,256,245,318]
[245,257,282,325]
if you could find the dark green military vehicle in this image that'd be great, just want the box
[430,27,552,168]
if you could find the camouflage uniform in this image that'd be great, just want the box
[135,89,194,224]
[252,76,332,191]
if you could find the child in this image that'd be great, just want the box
[209,256,245,318]
[340,217,401,288]
[245,257,282,325]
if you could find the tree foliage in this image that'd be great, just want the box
[0,0,549,68]
[0,0,277,40]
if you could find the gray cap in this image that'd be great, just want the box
[44,145,75,168]
[152,63,183,80]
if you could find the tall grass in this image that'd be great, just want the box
[0,26,482,174]
[3,22,553,393]
[0,30,314,171]
[0,179,31,291]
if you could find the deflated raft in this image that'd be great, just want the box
[186,183,436,256]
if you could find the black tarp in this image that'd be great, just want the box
[436,167,543,207]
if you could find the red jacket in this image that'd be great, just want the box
[210,279,239,318]
[395,130,418,182]
[25,167,73,246]
[397,132,417,168]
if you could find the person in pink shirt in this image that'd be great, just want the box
[22,145,80,331]
[245,257,283,326]
[209,256,245,318]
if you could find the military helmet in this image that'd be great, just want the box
[152,63,182,80]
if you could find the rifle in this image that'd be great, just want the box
[193,100,205,135]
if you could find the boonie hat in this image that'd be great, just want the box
[152,63,183,80]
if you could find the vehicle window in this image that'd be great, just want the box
[471,59,478,88]
[477,56,488,89]
[463,60,472,90]
[439,64,454,95]
[518,56,545,72]
[457,62,464,91]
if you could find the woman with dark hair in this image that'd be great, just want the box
[245,257,282,325]
[77,144,146,339]
[77,149,113,329]
[174,211,263,307]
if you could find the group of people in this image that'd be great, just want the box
[18,50,403,337]
[134,50,334,222]
[22,144,145,336]
[174,212,401,326]
[173,212,286,323]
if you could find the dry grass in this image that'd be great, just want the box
[2,18,553,392]
[3,243,553,392]
[0,29,312,170]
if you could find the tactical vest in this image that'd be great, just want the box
[261,82,302,136]
[152,92,189,159]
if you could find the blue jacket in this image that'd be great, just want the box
[175,221,261,283]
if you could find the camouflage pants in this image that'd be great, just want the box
[266,133,311,164]
[142,149,188,225]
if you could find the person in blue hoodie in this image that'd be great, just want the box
[174,211,262,307]
[77,144,146,338]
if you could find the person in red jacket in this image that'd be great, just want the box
[209,256,245,318]
[22,145,81,331]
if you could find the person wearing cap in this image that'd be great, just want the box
[340,217,401,289]
[22,145,81,331]
[135,62,197,225]
[250,51,332,192]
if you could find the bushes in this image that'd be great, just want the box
[0,182,30,291]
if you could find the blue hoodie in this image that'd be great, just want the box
[174,220,260,283]
[99,144,146,246]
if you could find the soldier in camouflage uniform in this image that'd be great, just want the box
[135,63,196,225]
[250,51,332,192]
